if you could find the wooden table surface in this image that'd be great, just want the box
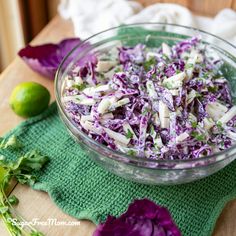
[0,15,236,236]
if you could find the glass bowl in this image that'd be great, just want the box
[55,23,236,185]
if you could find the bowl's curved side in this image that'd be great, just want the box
[55,23,236,184]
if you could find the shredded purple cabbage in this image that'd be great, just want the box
[62,36,236,160]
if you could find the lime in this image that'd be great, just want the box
[9,82,50,118]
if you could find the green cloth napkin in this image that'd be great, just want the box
[1,102,236,236]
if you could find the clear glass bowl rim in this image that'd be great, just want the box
[55,22,236,167]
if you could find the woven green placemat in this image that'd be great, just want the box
[1,102,236,236]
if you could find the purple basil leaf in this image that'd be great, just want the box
[18,38,95,80]
[93,199,181,236]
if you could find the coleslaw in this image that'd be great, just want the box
[62,36,236,160]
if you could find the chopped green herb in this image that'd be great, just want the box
[191,121,198,128]
[143,57,156,71]
[191,131,205,141]
[208,86,218,93]
[142,107,149,115]
[126,129,134,139]
[127,150,137,156]
[72,83,86,91]
[185,63,194,69]
[163,81,173,89]
[196,134,205,141]
[203,72,209,78]
[195,92,202,98]
[150,125,155,136]
[216,121,224,132]
[114,67,122,73]
[176,69,181,74]
[196,77,205,82]
[162,54,169,61]
[151,74,156,79]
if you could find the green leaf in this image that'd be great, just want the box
[30,231,45,236]
[0,206,9,214]
[16,174,36,185]
[0,150,49,186]
[0,165,7,184]
[11,150,49,172]
[11,151,48,186]
[8,195,19,206]
[0,139,48,236]
[0,135,22,150]
[125,129,133,139]
[1,174,11,191]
